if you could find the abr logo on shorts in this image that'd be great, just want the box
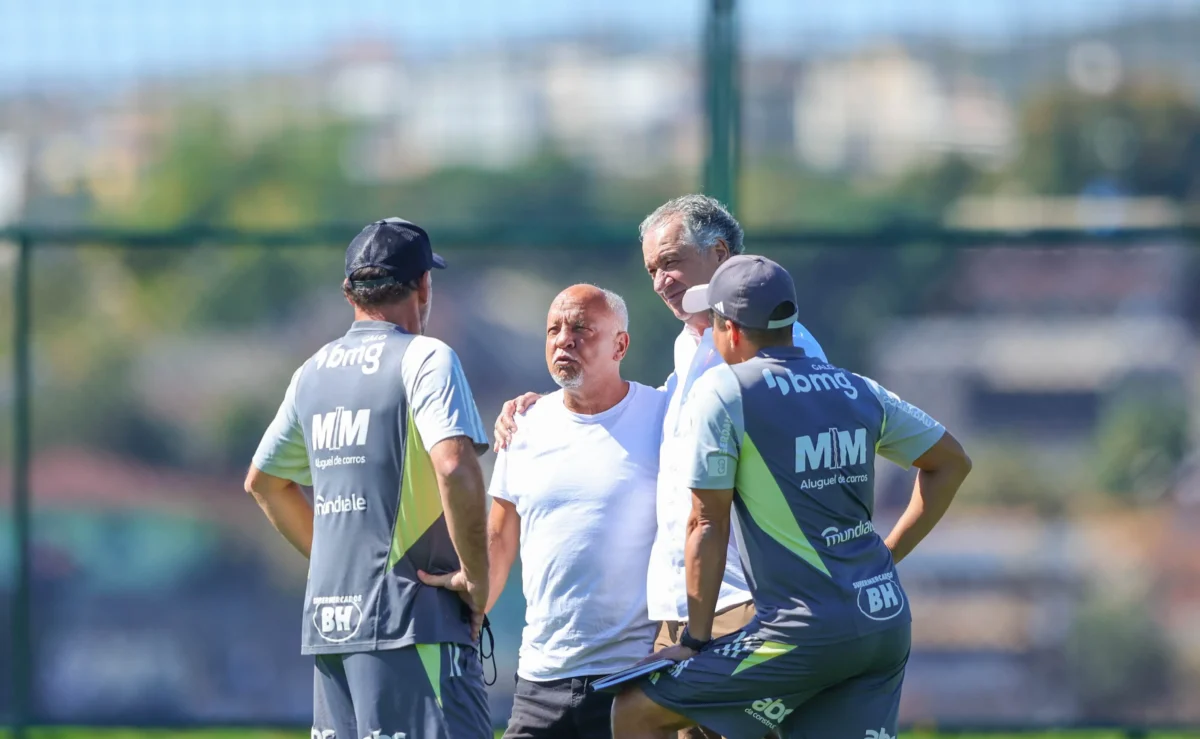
[745,698,794,729]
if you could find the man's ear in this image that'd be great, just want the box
[728,321,742,348]
[714,239,730,263]
[614,331,630,361]
[418,271,433,301]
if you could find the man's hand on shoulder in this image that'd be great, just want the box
[493,391,542,452]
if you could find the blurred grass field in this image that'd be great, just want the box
[3,729,1200,739]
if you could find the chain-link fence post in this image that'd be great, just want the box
[11,232,33,739]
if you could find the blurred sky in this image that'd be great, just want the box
[1,0,1199,91]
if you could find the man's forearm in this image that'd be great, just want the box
[485,529,517,613]
[248,479,314,558]
[685,515,729,642]
[437,461,490,586]
[885,466,966,564]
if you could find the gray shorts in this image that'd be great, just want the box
[640,623,911,739]
[313,643,491,739]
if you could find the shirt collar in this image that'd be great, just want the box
[756,343,807,361]
[349,319,406,334]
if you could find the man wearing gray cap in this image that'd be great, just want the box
[245,218,492,739]
[611,255,973,739]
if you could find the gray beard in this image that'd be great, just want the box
[551,371,583,390]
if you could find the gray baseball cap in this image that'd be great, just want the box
[681,254,798,330]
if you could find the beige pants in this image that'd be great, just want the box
[654,602,757,739]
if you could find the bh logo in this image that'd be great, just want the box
[854,572,906,622]
[745,698,794,729]
[312,598,364,643]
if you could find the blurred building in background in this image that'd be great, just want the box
[2,0,1200,730]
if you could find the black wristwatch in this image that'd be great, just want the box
[679,626,711,651]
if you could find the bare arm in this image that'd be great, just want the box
[428,435,490,613]
[685,487,735,642]
[884,430,972,564]
[485,498,520,613]
[244,466,314,558]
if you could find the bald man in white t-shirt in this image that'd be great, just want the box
[485,285,666,739]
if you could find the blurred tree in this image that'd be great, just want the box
[1093,375,1189,503]
[1066,587,1174,718]
[890,153,992,221]
[951,438,1073,517]
[1011,83,1200,199]
[33,347,184,466]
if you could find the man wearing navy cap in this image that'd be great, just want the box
[611,255,972,739]
[245,218,493,739]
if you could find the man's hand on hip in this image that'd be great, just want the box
[640,643,697,666]
[418,569,487,640]
[493,391,542,451]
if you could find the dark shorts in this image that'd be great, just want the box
[502,674,614,739]
[313,643,490,739]
[641,623,911,739]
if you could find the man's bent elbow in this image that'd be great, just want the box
[430,436,484,485]
[244,466,265,497]
[948,436,973,481]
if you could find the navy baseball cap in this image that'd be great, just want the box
[345,218,446,288]
[681,254,798,330]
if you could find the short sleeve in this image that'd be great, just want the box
[861,376,946,468]
[792,321,828,362]
[251,366,313,486]
[681,364,745,490]
[660,370,677,394]
[487,448,515,504]
[402,337,489,455]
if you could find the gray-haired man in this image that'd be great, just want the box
[494,195,826,739]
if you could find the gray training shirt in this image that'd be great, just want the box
[681,346,945,644]
[252,320,489,655]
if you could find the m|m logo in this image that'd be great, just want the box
[312,408,370,451]
[795,427,866,473]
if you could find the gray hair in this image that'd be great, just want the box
[600,288,629,332]
[638,194,745,256]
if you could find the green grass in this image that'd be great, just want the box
[2,730,1199,739]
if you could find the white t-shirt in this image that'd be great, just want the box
[488,382,665,681]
